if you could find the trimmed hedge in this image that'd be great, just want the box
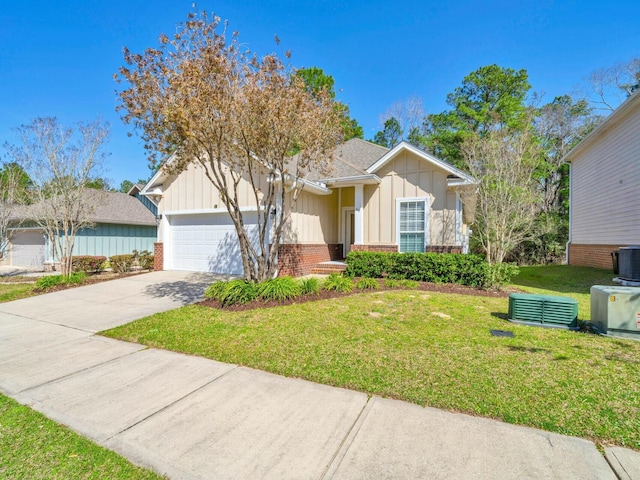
[71,256,106,274]
[110,254,135,273]
[344,251,516,288]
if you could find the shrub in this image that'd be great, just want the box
[355,277,379,290]
[206,279,258,306]
[71,256,106,274]
[299,277,321,295]
[486,262,519,289]
[35,275,65,291]
[67,272,87,284]
[323,273,353,293]
[110,254,135,273]
[205,280,227,300]
[346,251,492,288]
[34,272,87,291]
[133,250,154,270]
[257,277,301,301]
[344,251,393,278]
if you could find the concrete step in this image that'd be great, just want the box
[310,262,347,275]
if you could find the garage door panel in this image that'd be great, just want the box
[11,231,45,269]
[169,213,265,275]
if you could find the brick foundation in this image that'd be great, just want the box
[276,243,343,277]
[568,243,624,271]
[153,242,164,271]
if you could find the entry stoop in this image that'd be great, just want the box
[310,261,347,275]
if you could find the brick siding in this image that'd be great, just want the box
[568,243,623,270]
[153,242,164,271]
[276,244,343,277]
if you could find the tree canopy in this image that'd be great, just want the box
[116,12,343,281]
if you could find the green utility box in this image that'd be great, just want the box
[590,286,640,339]
[508,293,578,329]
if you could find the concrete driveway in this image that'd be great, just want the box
[0,270,218,332]
[1,271,639,479]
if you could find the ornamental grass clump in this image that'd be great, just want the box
[323,273,353,293]
[257,277,301,301]
[299,277,321,295]
[355,277,379,290]
[205,279,258,306]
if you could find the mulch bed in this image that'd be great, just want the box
[199,279,513,312]
[32,270,151,293]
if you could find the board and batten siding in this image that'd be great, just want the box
[570,102,640,246]
[49,224,157,261]
[363,150,458,245]
[161,162,269,213]
[286,190,339,244]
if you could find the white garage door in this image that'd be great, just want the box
[11,230,45,269]
[169,213,264,274]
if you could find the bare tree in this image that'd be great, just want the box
[0,164,28,260]
[116,12,342,281]
[6,118,109,276]
[462,127,543,264]
[588,56,640,111]
[379,95,426,138]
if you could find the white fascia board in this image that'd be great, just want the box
[163,206,261,216]
[367,141,475,184]
[321,174,382,186]
[140,153,177,195]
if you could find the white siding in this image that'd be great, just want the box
[570,101,640,244]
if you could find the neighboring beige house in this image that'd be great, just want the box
[142,139,475,276]
[565,91,640,269]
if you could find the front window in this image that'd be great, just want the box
[398,199,427,252]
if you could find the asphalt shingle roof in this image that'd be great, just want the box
[11,190,156,226]
[308,138,390,181]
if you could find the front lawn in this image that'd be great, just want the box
[102,265,640,450]
[0,394,163,479]
[0,281,35,303]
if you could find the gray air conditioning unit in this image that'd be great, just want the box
[618,246,640,281]
[590,285,640,339]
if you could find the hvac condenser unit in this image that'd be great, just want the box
[508,293,578,329]
[618,246,640,281]
[590,286,640,339]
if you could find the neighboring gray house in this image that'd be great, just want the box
[565,91,640,269]
[1,190,157,270]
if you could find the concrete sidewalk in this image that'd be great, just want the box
[1,272,639,479]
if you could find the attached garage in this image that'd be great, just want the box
[10,230,46,269]
[167,212,265,275]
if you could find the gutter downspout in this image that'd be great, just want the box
[565,162,572,265]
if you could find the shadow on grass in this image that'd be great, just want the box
[510,265,616,295]
[491,312,509,321]
[142,272,234,304]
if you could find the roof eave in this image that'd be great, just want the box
[365,141,475,183]
[563,91,640,163]
[321,174,382,186]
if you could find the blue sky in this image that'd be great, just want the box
[1,1,638,188]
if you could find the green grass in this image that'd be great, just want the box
[0,394,163,479]
[0,282,35,303]
[103,264,640,450]
[511,265,617,320]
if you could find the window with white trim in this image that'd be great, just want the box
[397,198,428,252]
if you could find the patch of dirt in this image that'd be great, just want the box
[198,278,512,312]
